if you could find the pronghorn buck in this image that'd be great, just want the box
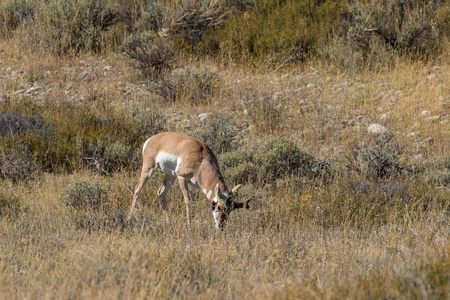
[130,132,252,229]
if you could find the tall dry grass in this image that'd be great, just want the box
[0,1,449,298]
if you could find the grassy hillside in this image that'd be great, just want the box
[0,0,449,299]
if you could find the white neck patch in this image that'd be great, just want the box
[203,189,212,200]
[212,211,220,229]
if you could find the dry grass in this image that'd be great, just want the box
[0,29,449,299]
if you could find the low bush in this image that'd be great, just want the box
[170,0,226,49]
[133,1,163,33]
[221,137,317,185]
[60,179,108,211]
[0,110,52,137]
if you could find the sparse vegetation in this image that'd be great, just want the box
[0,0,449,299]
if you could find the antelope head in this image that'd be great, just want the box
[212,184,253,229]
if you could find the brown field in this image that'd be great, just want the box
[0,1,449,298]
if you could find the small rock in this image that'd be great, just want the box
[199,113,212,121]
[380,113,389,121]
[421,110,431,116]
[104,66,112,71]
[367,123,388,134]
[427,74,436,80]
[423,137,434,145]
[347,119,355,126]
[26,86,41,93]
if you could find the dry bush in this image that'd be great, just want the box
[189,115,240,154]
[121,31,176,79]
[0,110,51,138]
[243,93,283,133]
[0,0,35,37]
[32,0,121,54]
[214,0,348,66]
[0,147,40,182]
[321,0,447,69]
[169,0,226,48]
[345,133,405,180]
[150,65,219,103]
[0,190,22,217]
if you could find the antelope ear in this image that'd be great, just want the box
[231,184,242,195]
[214,183,220,203]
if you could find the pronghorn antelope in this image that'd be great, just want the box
[130,132,252,229]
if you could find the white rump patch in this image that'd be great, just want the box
[156,151,181,176]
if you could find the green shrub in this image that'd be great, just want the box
[213,0,348,66]
[60,180,108,211]
[34,0,120,54]
[221,137,316,185]
[121,31,175,79]
[0,191,22,217]
[225,0,256,12]
[130,105,166,138]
